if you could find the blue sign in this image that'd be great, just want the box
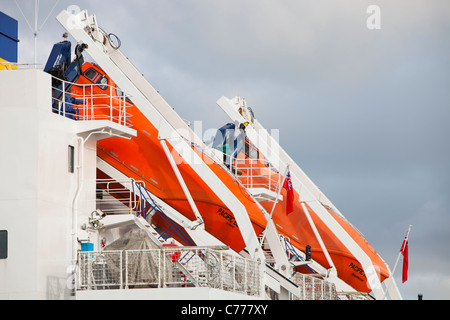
[0,11,19,62]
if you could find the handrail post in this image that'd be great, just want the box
[250,159,253,188]
[232,255,236,292]
[220,251,223,290]
[87,253,92,290]
[121,251,124,289]
[90,84,94,120]
[129,181,133,214]
[82,85,86,120]
[62,80,65,117]
[162,248,165,288]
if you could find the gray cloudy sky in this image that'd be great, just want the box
[2,0,449,299]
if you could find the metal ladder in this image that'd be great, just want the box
[131,180,195,246]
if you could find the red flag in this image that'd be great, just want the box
[283,171,294,215]
[400,228,410,283]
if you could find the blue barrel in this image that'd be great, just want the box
[81,242,94,252]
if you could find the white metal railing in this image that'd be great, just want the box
[291,273,338,300]
[94,178,170,219]
[95,178,160,217]
[77,248,262,297]
[212,147,357,232]
[233,157,280,193]
[212,149,281,194]
[51,76,133,127]
[336,291,373,300]
[95,178,139,215]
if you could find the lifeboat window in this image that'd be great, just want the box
[248,145,259,160]
[83,67,109,90]
[244,139,258,160]
[115,86,133,104]
[83,68,100,82]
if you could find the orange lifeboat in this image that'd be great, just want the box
[71,62,389,294]
[71,62,267,253]
[230,139,390,293]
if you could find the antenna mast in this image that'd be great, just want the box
[14,0,60,66]
[34,0,38,65]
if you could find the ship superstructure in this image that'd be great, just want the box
[0,8,402,300]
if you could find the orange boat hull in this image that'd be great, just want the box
[259,187,389,293]
[73,62,389,294]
